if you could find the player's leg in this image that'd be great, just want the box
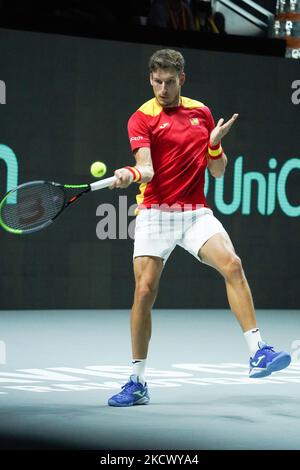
[108,208,175,406]
[108,256,163,407]
[199,232,256,332]
[179,209,291,378]
[131,255,163,360]
[178,210,255,332]
[198,232,291,377]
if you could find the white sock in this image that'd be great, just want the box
[132,359,146,384]
[244,328,263,357]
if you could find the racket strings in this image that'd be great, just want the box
[1,183,65,230]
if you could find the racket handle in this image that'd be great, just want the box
[90,176,117,191]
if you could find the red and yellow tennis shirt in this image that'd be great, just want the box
[128,96,215,210]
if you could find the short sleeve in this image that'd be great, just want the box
[127,111,151,152]
[203,106,215,134]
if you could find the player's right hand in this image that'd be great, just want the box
[109,168,133,189]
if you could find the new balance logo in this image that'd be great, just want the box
[159,122,170,129]
[251,355,265,367]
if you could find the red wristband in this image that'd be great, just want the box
[208,141,223,159]
[209,151,223,160]
[124,166,136,181]
[208,142,221,150]
[134,167,142,182]
[124,166,142,182]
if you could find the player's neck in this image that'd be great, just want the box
[158,95,181,109]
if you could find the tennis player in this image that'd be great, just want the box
[108,49,291,407]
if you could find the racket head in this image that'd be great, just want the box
[0,181,66,234]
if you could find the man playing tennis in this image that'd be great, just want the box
[108,49,291,407]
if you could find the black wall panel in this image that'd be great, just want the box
[0,29,299,309]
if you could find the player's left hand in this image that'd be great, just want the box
[209,113,239,146]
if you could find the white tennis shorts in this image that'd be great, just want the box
[133,207,227,263]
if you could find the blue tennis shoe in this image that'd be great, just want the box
[108,375,150,407]
[249,342,291,378]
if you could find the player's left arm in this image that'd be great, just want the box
[207,113,238,178]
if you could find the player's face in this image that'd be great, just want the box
[150,68,185,107]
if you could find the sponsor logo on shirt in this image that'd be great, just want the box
[130,136,144,142]
[190,118,199,125]
[159,122,170,129]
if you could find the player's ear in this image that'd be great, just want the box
[179,72,186,86]
[150,73,153,86]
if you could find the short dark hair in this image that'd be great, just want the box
[149,49,185,74]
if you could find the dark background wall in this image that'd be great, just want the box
[0,28,299,309]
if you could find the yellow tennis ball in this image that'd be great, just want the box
[90,161,107,178]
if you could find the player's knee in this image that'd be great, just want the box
[222,254,243,280]
[135,282,158,303]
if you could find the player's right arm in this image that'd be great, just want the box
[110,147,154,189]
[134,147,154,182]
[110,108,154,189]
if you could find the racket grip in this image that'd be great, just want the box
[90,176,117,191]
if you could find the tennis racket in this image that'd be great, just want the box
[0,176,117,235]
